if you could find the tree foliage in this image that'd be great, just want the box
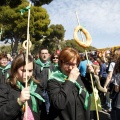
[48,24,65,40]
[0,0,96,54]
[0,0,24,8]
[32,6,51,40]
[30,0,53,6]
[0,1,51,54]
[0,39,96,55]
[39,24,66,53]
[60,39,96,53]
[0,45,11,53]
[0,0,53,7]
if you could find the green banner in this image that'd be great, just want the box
[19,6,30,15]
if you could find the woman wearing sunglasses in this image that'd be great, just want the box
[50,52,59,67]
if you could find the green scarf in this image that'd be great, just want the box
[0,64,11,75]
[53,63,58,67]
[35,58,51,71]
[17,80,45,113]
[48,67,89,110]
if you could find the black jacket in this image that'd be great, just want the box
[0,83,45,120]
[47,75,93,120]
[34,63,55,90]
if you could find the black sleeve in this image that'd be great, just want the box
[81,73,95,94]
[33,63,41,80]
[35,84,47,119]
[0,84,21,120]
[49,64,56,71]
[47,79,76,110]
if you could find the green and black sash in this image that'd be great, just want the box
[0,64,11,78]
[35,58,51,71]
[17,80,45,113]
[48,67,89,110]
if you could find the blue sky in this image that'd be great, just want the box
[43,0,120,49]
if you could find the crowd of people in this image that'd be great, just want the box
[0,47,120,120]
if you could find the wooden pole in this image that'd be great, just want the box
[75,11,99,120]
[25,2,31,120]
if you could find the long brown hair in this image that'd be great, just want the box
[7,53,39,88]
[113,55,120,74]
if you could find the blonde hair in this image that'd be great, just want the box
[93,65,100,75]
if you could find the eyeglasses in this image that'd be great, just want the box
[63,62,77,67]
[53,57,58,59]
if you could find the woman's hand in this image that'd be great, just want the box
[19,86,30,104]
[68,67,80,82]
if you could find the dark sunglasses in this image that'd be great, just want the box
[53,57,58,59]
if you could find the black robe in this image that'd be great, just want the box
[0,83,45,120]
[47,75,93,120]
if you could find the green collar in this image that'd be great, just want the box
[49,67,89,110]
[35,58,50,71]
[17,80,45,113]
[0,64,11,75]
[53,63,58,67]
